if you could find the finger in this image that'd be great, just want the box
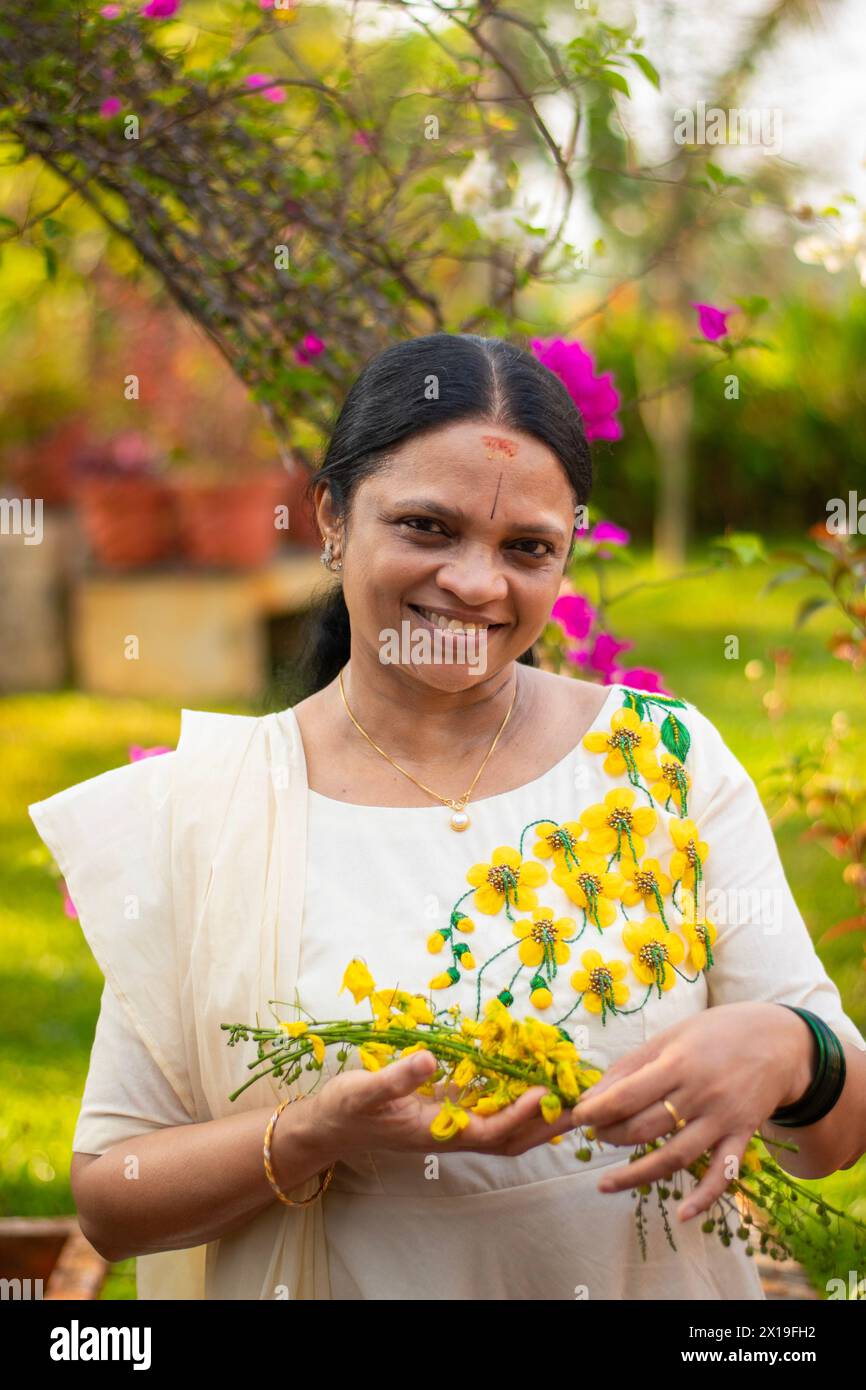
[356,1050,439,1106]
[677,1131,751,1222]
[571,1055,673,1131]
[594,1116,719,1195]
[592,1091,691,1148]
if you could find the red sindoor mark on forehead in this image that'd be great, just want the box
[481,434,518,460]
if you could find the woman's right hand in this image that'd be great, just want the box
[309,1050,579,1160]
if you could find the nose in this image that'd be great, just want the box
[433,544,510,608]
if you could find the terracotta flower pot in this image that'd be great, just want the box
[173,475,288,569]
[76,476,176,569]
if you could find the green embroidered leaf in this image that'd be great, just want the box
[661,714,691,762]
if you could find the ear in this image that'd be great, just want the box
[313,481,342,538]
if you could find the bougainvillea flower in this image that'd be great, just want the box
[294,333,325,364]
[100,4,122,16]
[128,744,172,761]
[61,881,78,919]
[244,73,285,102]
[99,97,122,117]
[141,0,180,16]
[530,338,623,442]
[690,302,731,341]
[588,631,632,679]
[352,130,374,151]
[590,521,630,546]
[615,666,668,694]
[551,592,595,640]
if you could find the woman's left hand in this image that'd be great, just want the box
[569,1001,812,1222]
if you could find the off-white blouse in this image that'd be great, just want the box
[44,682,866,1301]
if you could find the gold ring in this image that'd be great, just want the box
[662,1098,687,1133]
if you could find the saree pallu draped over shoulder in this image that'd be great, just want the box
[130,708,329,1300]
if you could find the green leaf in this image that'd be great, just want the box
[661,714,691,762]
[794,596,833,629]
[759,566,811,596]
[711,533,768,567]
[628,52,660,88]
[598,68,631,96]
[732,295,769,318]
[43,245,57,280]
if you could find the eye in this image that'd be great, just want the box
[399,517,450,537]
[510,539,555,559]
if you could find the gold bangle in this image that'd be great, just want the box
[263,1095,335,1207]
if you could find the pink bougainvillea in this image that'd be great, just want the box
[244,73,286,102]
[530,337,623,443]
[99,97,122,118]
[294,333,325,364]
[141,0,180,17]
[551,592,596,640]
[128,744,172,761]
[690,302,731,341]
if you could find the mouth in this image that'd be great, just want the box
[407,603,505,635]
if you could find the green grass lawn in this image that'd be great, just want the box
[2,545,864,1298]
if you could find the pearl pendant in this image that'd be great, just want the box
[450,808,471,832]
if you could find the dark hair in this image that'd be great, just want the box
[300,332,592,694]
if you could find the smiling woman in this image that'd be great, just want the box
[29,333,866,1303]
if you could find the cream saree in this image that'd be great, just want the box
[30,707,331,1300]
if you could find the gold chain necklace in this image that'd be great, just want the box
[337,665,519,831]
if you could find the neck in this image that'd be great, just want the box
[336,648,528,765]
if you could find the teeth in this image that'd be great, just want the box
[414,606,489,633]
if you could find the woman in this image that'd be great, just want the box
[30,333,866,1301]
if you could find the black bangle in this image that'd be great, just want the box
[768,1006,847,1128]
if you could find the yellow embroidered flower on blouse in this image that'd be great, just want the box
[570,949,630,1014]
[648,753,691,815]
[678,887,717,971]
[552,853,621,928]
[582,706,662,779]
[669,818,709,889]
[580,788,658,864]
[614,856,673,913]
[622,917,685,991]
[531,820,584,870]
[512,906,576,968]
[340,958,376,1004]
[466,845,548,915]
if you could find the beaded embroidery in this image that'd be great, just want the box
[426,687,717,1041]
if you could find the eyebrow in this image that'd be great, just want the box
[390,497,568,541]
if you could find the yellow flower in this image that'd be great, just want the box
[530,984,553,1010]
[614,856,672,911]
[429,968,460,990]
[553,853,620,928]
[452,912,474,933]
[740,1140,763,1175]
[452,1056,479,1088]
[280,1021,309,1038]
[340,959,376,1004]
[669,818,709,889]
[581,788,658,863]
[358,1041,396,1071]
[648,753,691,814]
[310,1034,326,1064]
[678,889,717,971]
[512,906,575,968]
[531,820,584,869]
[622,917,685,991]
[583,706,661,779]
[427,931,446,954]
[540,1092,562,1124]
[570,949,630,1015]
[466,846,548,915]
[431,1098,471,1141]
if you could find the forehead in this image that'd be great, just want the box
[368,419,572,504]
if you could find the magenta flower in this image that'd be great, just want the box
[551,593,595,640]
[590,521,630,547]
[141,0,180,16]
[100,4,122,15]
[530,338,623,443]
[294,334,325,365]
[691,302,731,342]
[244,73,286,102]
[61,880,78,920]
[128,744,172,761]
[352,130,374,151]
[588,632,633,680]
[613,666,668,694]
[99,97,122,118]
